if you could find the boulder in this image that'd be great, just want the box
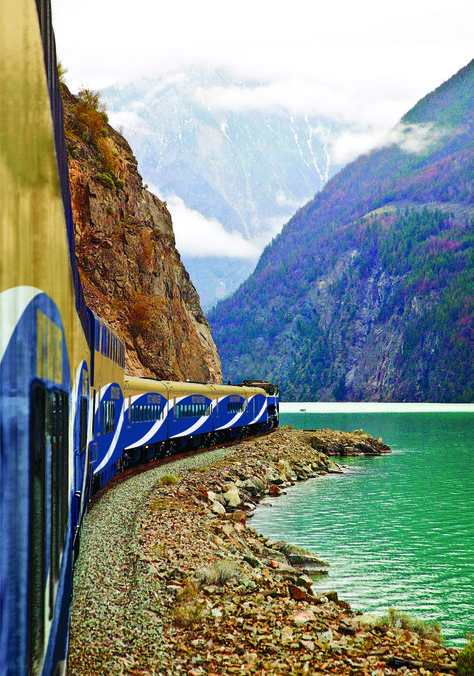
[223,486,241,508]
[288,584,308,601]
[211,500,226,515]
[251,475,266,493]
[237,478,261,497]
[284,544,330,571]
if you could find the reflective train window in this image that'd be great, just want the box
[102,400,115,435]
[50,390,69,616]
[28,384,69,672]
[29,383,47,674]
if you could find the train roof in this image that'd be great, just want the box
[124,376,267,398]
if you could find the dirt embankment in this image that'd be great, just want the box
[68,427,458,675]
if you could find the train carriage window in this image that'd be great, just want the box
[227,401,244,414]
[80,396,88,454]
[102,400,115,435]
[29,383,47,674]
[50,389,69,619]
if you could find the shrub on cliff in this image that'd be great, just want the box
[74,88,109,145]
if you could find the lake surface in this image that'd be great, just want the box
[250,403,474,646]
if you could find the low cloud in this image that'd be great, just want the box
[195,80,366,121]
[330,129,386,164]
[331,121,445,164]
[160,193,261,259]
[384,122,445,154]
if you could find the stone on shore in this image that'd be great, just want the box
[283,544,330,571]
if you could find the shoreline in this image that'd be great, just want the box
[68,427,459,675]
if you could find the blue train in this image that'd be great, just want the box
[0,2,279,674]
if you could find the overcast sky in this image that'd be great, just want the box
[52,0,472,123]
[50,0,473,258]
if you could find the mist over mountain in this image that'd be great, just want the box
[209,59,474,402]
[102,68,356,309]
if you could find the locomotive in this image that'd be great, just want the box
[0,1,279,674]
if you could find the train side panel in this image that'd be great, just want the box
[0,2,91,673]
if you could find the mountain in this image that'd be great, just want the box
[61,83,222,383]
[208,59,474,402]
[101,68,353,309]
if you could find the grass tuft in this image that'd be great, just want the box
[197,560,241,587]
[377,607,443,643]
[159,473,180,485]
[173,582,206,627]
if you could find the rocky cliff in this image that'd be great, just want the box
[61,84,222,383]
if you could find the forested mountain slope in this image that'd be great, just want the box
[209,59,474,401]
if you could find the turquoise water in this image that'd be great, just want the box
[250,404,474,646]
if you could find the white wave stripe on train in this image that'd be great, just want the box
[0,286,42,362]
[216,411,245,431]
[94,385,125,474]
[124,398,169,450]
[168,395,213,439]
[248,399,268,425]
[169,415,209,438]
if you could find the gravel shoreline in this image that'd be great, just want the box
[68,427,459,675]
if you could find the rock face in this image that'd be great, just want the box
[61,84,222,383]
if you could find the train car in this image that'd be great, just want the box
[242,379,280,429]
[0,1,92,674]
[122,378,275,462]
[89,313,126,491]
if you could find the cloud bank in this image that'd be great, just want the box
[157,193,261,259]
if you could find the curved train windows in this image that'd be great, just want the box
[130,403,163,423]
[29,383,47,674]
[29,383,70,674]
[102,400,115,435]
[227,401,244,414]
[50,390,69,616]
[175,402,211,418]
[80,396,88,455]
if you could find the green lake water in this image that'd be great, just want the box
[250,403,474,646]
